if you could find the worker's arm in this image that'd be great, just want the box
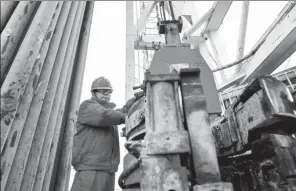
[78,100,125,127]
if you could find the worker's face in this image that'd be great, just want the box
[94,89,112,103]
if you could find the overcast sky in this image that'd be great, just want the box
[69,1,295,190]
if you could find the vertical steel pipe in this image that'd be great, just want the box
[25,2,80,191]
[236,1,250,72]
[53,2,94,190]
[1,1,40,83]
[0,1,94,190]
[1,2,63,191]
[0,1,19,31]
[42,3,86,191]
[125,1,136,101]
[64,157,73,191]
[0,1,59,154]
[19,3,73,191]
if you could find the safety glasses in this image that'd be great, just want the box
[95,89,113,94]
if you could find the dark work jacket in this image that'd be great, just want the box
[71,97,126,172]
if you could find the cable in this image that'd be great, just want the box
[160,1,166,21]
[168,1,176,20]
[212,44,260,72]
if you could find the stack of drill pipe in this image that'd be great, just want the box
[42,3,86,190]
[1,1,40,84]
[54,2,94,191]
[0,1,94,191]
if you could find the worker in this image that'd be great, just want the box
[70,77,138,191]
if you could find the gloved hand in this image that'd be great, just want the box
[134,91,144,100]
[122,92,145,113]
[124,97,136,111]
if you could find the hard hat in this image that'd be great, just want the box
[91,77,112,92]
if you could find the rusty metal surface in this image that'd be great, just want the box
[149,46,222,114]
[0,1,93,191]
[213,76,296,158]
[1,1,60,155]
[53,2,94,190]
[42,3,86,191]
[220,134,296,191]
[145,73,180,83]
[212,116,244,157]
[231,76,296,144]
[193,182,234,191]
[125,108,145,137]
[1,1,40,83]
[1,2,62,191]
[122,154,142,186]
[146,130,190,155]
[140,149,189,191]
[261,76,296,116]
[0,1,19,31]
[180,68,222,184]
[139,72,190,190]
[164,22,181,45]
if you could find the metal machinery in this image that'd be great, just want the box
[119,1,296,191]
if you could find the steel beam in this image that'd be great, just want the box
[133,1,157,35]
[217,2,296,91]
[141,35,165,42]
[203,1,232,32]
[134,40,165,50]
[182,35,205,45]
[164,1,196,27]
[209,31,229,80]
[236,1,250,61]
[182,8,213,39]
[181,1,199,24]
[126,1,136,101]
[217,72,245,92]
[241,2,296,84]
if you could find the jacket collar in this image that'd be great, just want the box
[91,97,116,109]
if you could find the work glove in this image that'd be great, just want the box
[134,91,144,100]
[123,97,136,111]
[122,91,145,113]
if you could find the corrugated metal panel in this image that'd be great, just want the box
[0,1,94,191]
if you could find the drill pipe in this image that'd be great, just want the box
[1,2,61,190]
[1,1,40,83]
[42,3,86,191]
[26,2,82,191]
[0,1,59,154]
[19,3,73,191]
[54,2,94,190]
[3,2,63,190]
[0,1,19,31]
